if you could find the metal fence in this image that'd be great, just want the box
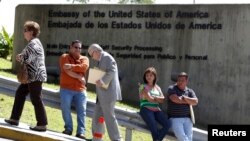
[0,75,207,141]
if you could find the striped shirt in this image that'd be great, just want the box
[167,84,196,118]
[20,38,47,83]
[139,84,162,111]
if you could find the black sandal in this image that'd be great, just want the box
[4,119,19,126]
[29,126,47,132]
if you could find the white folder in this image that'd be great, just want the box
[87,68,109,89]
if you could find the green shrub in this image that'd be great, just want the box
[0,27,13,59]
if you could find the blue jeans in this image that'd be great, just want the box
[169,117,193,141]
[60,88,87,135]
[140,107,171,141]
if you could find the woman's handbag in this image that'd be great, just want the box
[17,63,28,84]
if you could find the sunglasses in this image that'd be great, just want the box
[73,46,82,50]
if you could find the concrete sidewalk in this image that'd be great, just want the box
[0,118,84,141]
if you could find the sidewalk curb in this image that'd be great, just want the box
[0,118,83,141]
[0,125,62,141]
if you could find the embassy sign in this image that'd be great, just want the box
[47,9,222,30]
[38,5,223,61]
[13,4,250,127]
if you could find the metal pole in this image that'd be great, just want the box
[125,128,132,141]
[193,0,195,4]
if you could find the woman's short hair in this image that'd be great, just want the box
[24,21,40,37]
[143,67,157,85]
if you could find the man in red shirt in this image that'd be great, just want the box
[59,40,89,139]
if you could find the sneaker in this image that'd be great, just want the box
[76,133,86,139]
[29,125,47,132]
[62,130,72,135]
[4,119,19,126]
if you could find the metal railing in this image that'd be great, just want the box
[0,75,207,141]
